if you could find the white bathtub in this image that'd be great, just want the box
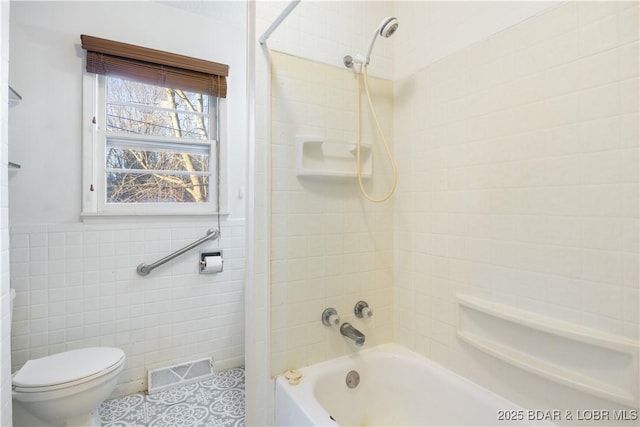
[275,343,553,426]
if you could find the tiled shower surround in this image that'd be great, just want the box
[393,1,638,409]
[269,52,395,375]
[261,0,639,417]
[10,220,245,396]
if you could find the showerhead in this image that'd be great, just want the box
[344,16,399,70]
[379,17,399,38]
[364,16,398,65]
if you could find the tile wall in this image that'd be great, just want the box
[255,0,638,421]
[10,220,245,396]
[394,0,639,410]
[393,1,562,81]
[269,52,395,375]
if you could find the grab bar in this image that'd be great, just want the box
[136,229,219,276]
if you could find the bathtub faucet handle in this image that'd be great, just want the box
[354,301,373,318]
[321,308,340,326]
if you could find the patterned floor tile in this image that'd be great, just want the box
[99,367,245,427]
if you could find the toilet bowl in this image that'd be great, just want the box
[12,347,125,427]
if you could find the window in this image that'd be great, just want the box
[102,76,216,206]
[80,35,229,216]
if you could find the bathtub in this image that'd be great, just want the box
[275,343,553,426]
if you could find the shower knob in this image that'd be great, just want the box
[322,308,340,326]
[354,301,373,318]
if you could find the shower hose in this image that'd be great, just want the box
[356,64,398,203]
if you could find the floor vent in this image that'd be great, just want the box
[147,357,214,394]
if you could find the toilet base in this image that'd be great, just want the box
[13,400,100,427]
[13,400,50,427]
[64,409,100,427]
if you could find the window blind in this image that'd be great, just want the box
[81,34,228,98]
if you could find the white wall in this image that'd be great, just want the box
[249,17,275,422]
[394,1,562,80]
[1,1,12,424]
[394,0,639,414]
[9,1,247,224]
[257,1,560,82]
[257,1,395,79]
[8,1,247,396]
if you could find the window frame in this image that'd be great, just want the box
[81,73,228,218]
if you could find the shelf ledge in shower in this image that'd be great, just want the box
[456,293,639,407]
[295,135,372,179]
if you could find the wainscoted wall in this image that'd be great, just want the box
[394,0,639,412]
[7,1,248,399]
[269,52,394,375]
[10,220,245,396]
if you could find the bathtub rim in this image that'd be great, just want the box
[274,342,548,426]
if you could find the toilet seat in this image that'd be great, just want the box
[13,347,125,393]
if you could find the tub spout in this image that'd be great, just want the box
[340,322,365,346]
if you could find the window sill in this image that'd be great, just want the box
[80,211,230,225]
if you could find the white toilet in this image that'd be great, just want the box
[12,347,126,427]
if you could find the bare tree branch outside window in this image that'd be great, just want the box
[104,77,213,204]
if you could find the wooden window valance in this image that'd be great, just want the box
[80,34,228,98]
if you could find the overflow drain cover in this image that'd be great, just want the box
[346,370,360,389]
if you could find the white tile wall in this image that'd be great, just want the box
[10,220,245,396]
[269,52,394,375]
[251,0,640,422]
[393,1,562,81]
[395,0,639,410]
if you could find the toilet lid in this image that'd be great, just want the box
[13,347,125,389]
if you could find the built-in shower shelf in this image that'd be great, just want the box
[295,135,372,179]
[456,294,639,407]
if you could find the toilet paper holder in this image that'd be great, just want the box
[199,250,224,274]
